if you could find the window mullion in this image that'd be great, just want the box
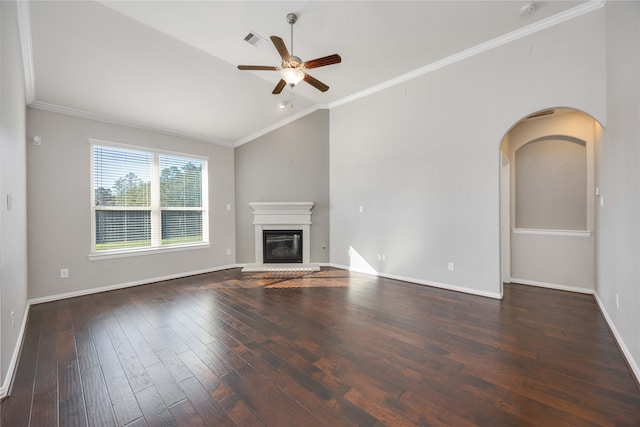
[91,141,207,255]
[151,153,161,246]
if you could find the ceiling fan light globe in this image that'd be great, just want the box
[280,68,304,86]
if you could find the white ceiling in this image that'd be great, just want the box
[25,1,588,146]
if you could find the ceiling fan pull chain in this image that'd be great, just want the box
[289,84,295,110]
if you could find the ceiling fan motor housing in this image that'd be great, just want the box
[284,56,303,69]
[237,11,340,94]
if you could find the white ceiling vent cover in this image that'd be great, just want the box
[244,32,268,48]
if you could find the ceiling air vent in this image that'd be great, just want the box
[244,32,268,48]
[525,109,555,120]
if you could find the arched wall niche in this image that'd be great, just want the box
[499,105,604,148]
[499,107,600,293]
[514,135,587,230]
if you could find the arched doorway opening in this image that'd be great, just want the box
[500,108,601,294]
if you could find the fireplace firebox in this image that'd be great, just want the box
[263,230,303,263]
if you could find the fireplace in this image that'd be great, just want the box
[263,230,303,263]
[241,202,320,272]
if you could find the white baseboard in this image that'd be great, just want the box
[511,279,639,385]
[1,264,241,400]
[8,265,624,400]
[323,263,349,270]
[510,277,595,294]
[327,263,503,299]
[379,271,502,299]
[1,303,30,399]
[324,269,638,387]
[29,264,240,305]
[594,293,640,385]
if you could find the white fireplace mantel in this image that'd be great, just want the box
[242,202,320,272]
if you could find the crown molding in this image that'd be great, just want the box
[235,0,605,145]
[29,101,234,147]
[328,0,605,110]
[233,104,329,148]
[16,0,35,104]
[21,0,605,149]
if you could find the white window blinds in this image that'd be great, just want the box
[91,142,207,254]
[159,155,204,245]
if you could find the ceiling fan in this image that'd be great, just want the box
[237,13,341,94]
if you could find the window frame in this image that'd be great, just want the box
[89,138,210,260]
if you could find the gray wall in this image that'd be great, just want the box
[515,137,587,230]
[329,10,605,298]
[5,0,640,393]
[1,0,29,393]
[508,111,596,291]
[234,109,330,264]
[597,0,640,378]
[26,108,236,300]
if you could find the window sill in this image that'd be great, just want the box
[512,228,592,237]
[88,242,211,261]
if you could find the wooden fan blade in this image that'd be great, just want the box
[270,36,291,62]
[237,65,278,71]
[303,54,341,69]
[303,73,329,92]
[272,79,287,94]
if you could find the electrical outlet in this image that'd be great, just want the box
[359,206,364,213]
[60,268,69,279]
[226,248,232,256]
[448,262,455,272]
[381,254,387,262]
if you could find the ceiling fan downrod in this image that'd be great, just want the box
[236,11,340,94]
[287,13,297,56]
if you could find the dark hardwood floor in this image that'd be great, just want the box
[2,267,640,426]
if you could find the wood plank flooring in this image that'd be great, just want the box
[2,267,640,426]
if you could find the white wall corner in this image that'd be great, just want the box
[16,0,35,104]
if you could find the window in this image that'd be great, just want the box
[90,140,208,257]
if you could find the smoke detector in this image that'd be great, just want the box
[520,3,536,17]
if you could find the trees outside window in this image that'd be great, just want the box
[91,142,208,254]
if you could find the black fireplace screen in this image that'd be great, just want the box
[263,230,303,263]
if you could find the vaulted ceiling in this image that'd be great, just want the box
[24,1,589,146]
